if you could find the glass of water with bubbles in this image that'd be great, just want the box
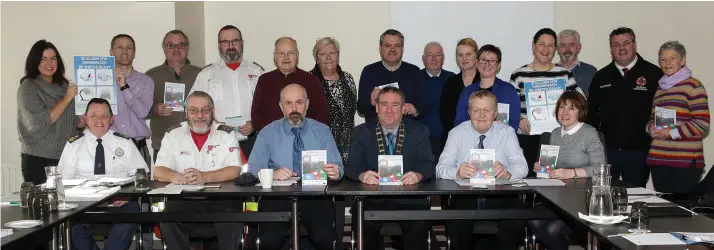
[44,166,65,206]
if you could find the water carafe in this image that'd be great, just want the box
[44,166,65,206]
[588,175,614,219]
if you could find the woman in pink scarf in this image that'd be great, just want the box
[646,41,710,194]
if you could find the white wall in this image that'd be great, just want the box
[1,2,175,172]
[555,1,714,177]
[392,1,555,80]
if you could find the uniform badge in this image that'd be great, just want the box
[115,148,124,157]
[248,74,255,79]
[229,146,239,152]
[68,133,84,143]
[636,76,647,86]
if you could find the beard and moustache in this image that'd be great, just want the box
[220,46,243,62]
[561,51,573,62]
[188,116,212,134]
[288,111,304,125]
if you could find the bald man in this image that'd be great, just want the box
[421,41,455,159]
[251,37,330,131]
[248,84,342,250]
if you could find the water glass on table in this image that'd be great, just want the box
[44,166,65,206]
[612,186,629,214]
[628,202,650,233]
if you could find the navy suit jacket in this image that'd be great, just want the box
[345,117,435,182]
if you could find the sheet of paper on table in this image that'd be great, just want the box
[256,177,300,187]
[628,195,670,204]
[523,179,566,186]
[1,229,13,238]
[62,179,88,186]
[622,233,684,245]
[454,179,525,187]
[626,187,660,195]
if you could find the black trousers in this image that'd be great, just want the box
[650,160,703,194]
[21,153,59,185]
[352,197,431,250]
[160,199,244,250]
[258,196,335,250]
[607,149,650,187]
[446,195,525,250]
[517,134,540,176]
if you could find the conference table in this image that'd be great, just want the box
[9,177,711,250]
[0,196,114,250]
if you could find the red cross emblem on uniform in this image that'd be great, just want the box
[636,76,647,86]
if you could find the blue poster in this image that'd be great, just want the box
[74,56,117,115]
[524,77,566,135]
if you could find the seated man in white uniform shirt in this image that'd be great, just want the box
[153,91,244,250]
[436,90,528,250]
[58,98,148,250]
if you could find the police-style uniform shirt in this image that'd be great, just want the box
[58,129,148,180]
[189,59,265,122]
[154,121,242,174]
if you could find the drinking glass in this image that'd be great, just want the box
[594,163,611,177]
[134,169,149,191]
[612,186,629,214]
[588,184,614,218]
[44,166,65,206]
[628,202,650,233]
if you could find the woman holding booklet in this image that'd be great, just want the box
[646,41,710,194]
[529,90,606,250]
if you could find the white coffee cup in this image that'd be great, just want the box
[258,169,274,188]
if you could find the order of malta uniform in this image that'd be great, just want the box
[154,122,245,172]
[59,130,148,179]
[189,59,265,122]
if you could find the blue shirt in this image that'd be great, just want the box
[421,68,456,141]
[436,121,527,180]
[454,77,521,131]
[248,118,344,177]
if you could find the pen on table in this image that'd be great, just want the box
[1,201,21,206]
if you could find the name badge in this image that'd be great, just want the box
[179,151,191,156]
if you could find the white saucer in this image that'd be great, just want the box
[58,203,79,211]
[4,220,43,229]
[578,213,628,225]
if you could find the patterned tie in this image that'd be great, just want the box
[387,132,396,155]
[477,134,486,209]
[291,128,304,176]
[622,67,629,75]
[94,139,105,175]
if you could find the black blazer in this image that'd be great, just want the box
[345,117,435,182]
[440,72,479,146]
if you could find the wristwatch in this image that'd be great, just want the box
[120,84,130,91]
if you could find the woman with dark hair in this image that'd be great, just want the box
[510,28,585,171]
[17,39,79,184]
[310,37,357,162]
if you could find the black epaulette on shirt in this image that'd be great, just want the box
[202,63,213,69]
[113,132,131,140]
[68,133,84,143]
[217,125,234,134]
[253,62,265,71]
[167,124,182,133]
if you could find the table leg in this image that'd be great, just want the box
[290,197,299,250]
[51,226,59,250]
[63,221,71,250]
[137,196,144,250]
[355,196,364,250]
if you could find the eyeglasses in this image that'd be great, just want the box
[166,43,187,50]
[187,108,213,115]
[219,39,243,47]
[275,51,298,58]
[478,58,499,66]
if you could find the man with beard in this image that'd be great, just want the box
[251,37,329,131]
[345,86,434,250]
[586,27,663,187]
[358,29,428,123]
[147,30,202,163]
[556,29,597,96]
[153,91,245,250]
[106,34,155,167]
[248,84,342,250]
[59,98,149,250]
[190,25,264,157]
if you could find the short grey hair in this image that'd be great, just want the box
[274,36,297,48]
[313,37,340,61]
[422,41,443,55]
[658,40,686,58]
[186,91,215,108]
[558,29,581,44]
